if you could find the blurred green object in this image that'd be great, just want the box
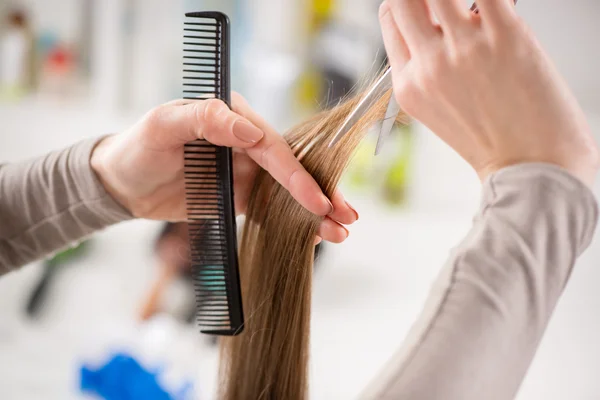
[383,125,414,205]
[0,85,26,100]
[47,241,89,266]
[344,123,415,206]
[346,136,377,189]
[25,241,91,318]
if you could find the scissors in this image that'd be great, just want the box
[328,67,396,156]
[328,0,518,155]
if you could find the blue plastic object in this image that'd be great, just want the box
[80,353,192,400]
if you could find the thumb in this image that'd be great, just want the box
[142,99,265,150]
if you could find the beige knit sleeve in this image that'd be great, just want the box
[362,163,598,400]
[0,138,133,275]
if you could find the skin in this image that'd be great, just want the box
[379,0,599,186]
[91,93,358,245]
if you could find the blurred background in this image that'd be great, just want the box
[1,0,600,399]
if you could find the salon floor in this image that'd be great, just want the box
[1,102,600,399]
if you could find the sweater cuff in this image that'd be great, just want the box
[482,163,599,255]
[69,136,134,225]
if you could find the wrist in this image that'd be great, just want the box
[91,135,135,214]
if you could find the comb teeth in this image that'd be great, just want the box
[183,15,220,101]
[183,12,244,336]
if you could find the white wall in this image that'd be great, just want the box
[519,0,600,115]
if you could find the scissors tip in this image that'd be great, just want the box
[329,127,347,149]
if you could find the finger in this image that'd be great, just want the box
[147,99,265,150]
[328,189,359,225]
[474,0,518,27]
[428,0,471,30]
[379,0,410,70]
[231,149,258,214]
[232,92,334,216]
[318,217,349,244]
[388,0,440,51]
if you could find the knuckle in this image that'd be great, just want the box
[196,99,227,141]
[497,13,524,37]
[200,98,224,123]
[453,37,489,63]
[286,168,301,192]
[143,105,166,127]
[259,140,279,171]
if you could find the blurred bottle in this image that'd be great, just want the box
[295,0,334,113]
[0,8,35,100]
[244,48,304,131]
[242,0,309,130]
[38,40,78,99]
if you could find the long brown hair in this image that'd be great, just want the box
[219,80,408,400]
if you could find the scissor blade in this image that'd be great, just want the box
[374,94,400,156]
[328,68,393,148]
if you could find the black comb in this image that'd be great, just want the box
[183,11,244,336]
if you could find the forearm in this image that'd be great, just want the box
[363,164,598,399]
[0,138,133,275]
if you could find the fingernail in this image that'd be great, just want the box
[345,201,359,221]
[343,226,350,239]
[324,196,334,215]
[233,120,264,143]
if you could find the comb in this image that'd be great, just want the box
[183,11,244,335]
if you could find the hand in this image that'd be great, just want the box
[379,0,599,185]
[91,94,359,244]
